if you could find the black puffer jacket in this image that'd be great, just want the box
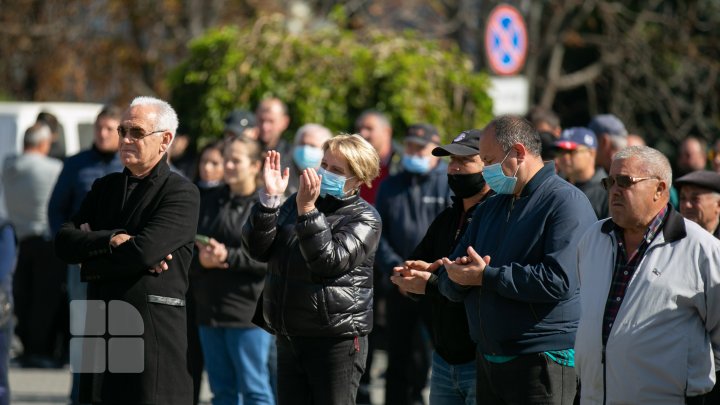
[242,192,381,337]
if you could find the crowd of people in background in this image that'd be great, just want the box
[0,96,720,405]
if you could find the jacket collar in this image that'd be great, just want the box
[600,204,687,244]
[519,161,556,197]
[316,191,359,213]
[122,154,170,181]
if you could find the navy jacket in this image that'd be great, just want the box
[439,162,597,355]
[374,162,451,274]
[48,146,122,235]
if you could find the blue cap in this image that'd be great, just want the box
[588,114,627,137]
[555,127,597,150]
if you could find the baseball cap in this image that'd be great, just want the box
[674,170,720,193]
[224,109,256,136]
[432,129,481,156]
[588,114,627,137]
[555,127,597,150]
[405,124,441,146]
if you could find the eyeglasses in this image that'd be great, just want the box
[601,175,658,191]
[117,126,166,142]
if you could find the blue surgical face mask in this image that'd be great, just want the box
[402,154,432,174]
[317,167,355,198]
[293,145,323,170]
[483,150,519,195]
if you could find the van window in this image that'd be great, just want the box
[0,114,18,155]
[78,123,94,150]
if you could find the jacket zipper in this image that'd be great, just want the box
[506,195,517,222]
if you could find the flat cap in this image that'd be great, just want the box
[674,170,720,193]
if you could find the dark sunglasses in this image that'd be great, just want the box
[601,175,658,191]
[117,126,166,142]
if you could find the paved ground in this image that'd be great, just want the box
[9,350,399,405]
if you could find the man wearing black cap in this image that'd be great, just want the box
[676,170,720,238]
[675,169,720,404]
[390,129,491,405]
[223,109,257,139]
[375,123,450,405]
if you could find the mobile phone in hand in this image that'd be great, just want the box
[195,234,211,245]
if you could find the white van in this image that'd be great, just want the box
[0,102,104,161]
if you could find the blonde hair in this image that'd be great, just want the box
[323,134,380,188]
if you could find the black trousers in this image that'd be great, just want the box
[476,351,577,405]
[277,334,367,405]
[384,287,433,405]
[14,236,68,361]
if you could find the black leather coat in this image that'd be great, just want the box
[242,192,381,338]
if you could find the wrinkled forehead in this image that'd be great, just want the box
[122,105,158,127]
[610,156,649,177]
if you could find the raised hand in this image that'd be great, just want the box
[297,168,321,215]
[263,150,289,196]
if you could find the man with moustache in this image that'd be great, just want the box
[575,146,720,404]
[390,129,491,404]
[55,96,199,405]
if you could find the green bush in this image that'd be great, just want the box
[168,15,493,145]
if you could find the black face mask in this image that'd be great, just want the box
[448,172,486,199]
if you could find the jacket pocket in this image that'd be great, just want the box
[146,294,185,307]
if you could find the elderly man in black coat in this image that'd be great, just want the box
[55,96,199,405]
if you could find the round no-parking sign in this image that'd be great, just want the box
[485,4,528,76]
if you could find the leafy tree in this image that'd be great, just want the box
[168,15,493,144]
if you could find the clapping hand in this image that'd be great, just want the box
[389,259,442,295]
[442,246,490,286]
[297,168,321,215]
[263,150,289,197]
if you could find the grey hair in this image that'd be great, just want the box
[23,123,52,147]
[613,146,672,185]
[488,115,542,156]
[355,110,391,131]
[129,96,179,139]
[294,123,333,145]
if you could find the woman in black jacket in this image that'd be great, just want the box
[242,134,381,405]
[191,136,274,405]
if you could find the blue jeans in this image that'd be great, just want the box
[430,351,476,405]
[199,326,274,405]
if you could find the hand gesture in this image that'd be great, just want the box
[197,238,229,269]
[390,264,432,295]
[442,246,491,286]
[402,259,443,273]
[149,254,173,274]
[297,168,321,215]
[110,233,133,248]
[263,150,289,197]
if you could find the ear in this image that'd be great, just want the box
[159,132,173,153]
[513,143,527,163]
[654,179,668,201]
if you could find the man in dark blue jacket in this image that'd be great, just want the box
[375,123,451,405]
[438,116,596,404]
